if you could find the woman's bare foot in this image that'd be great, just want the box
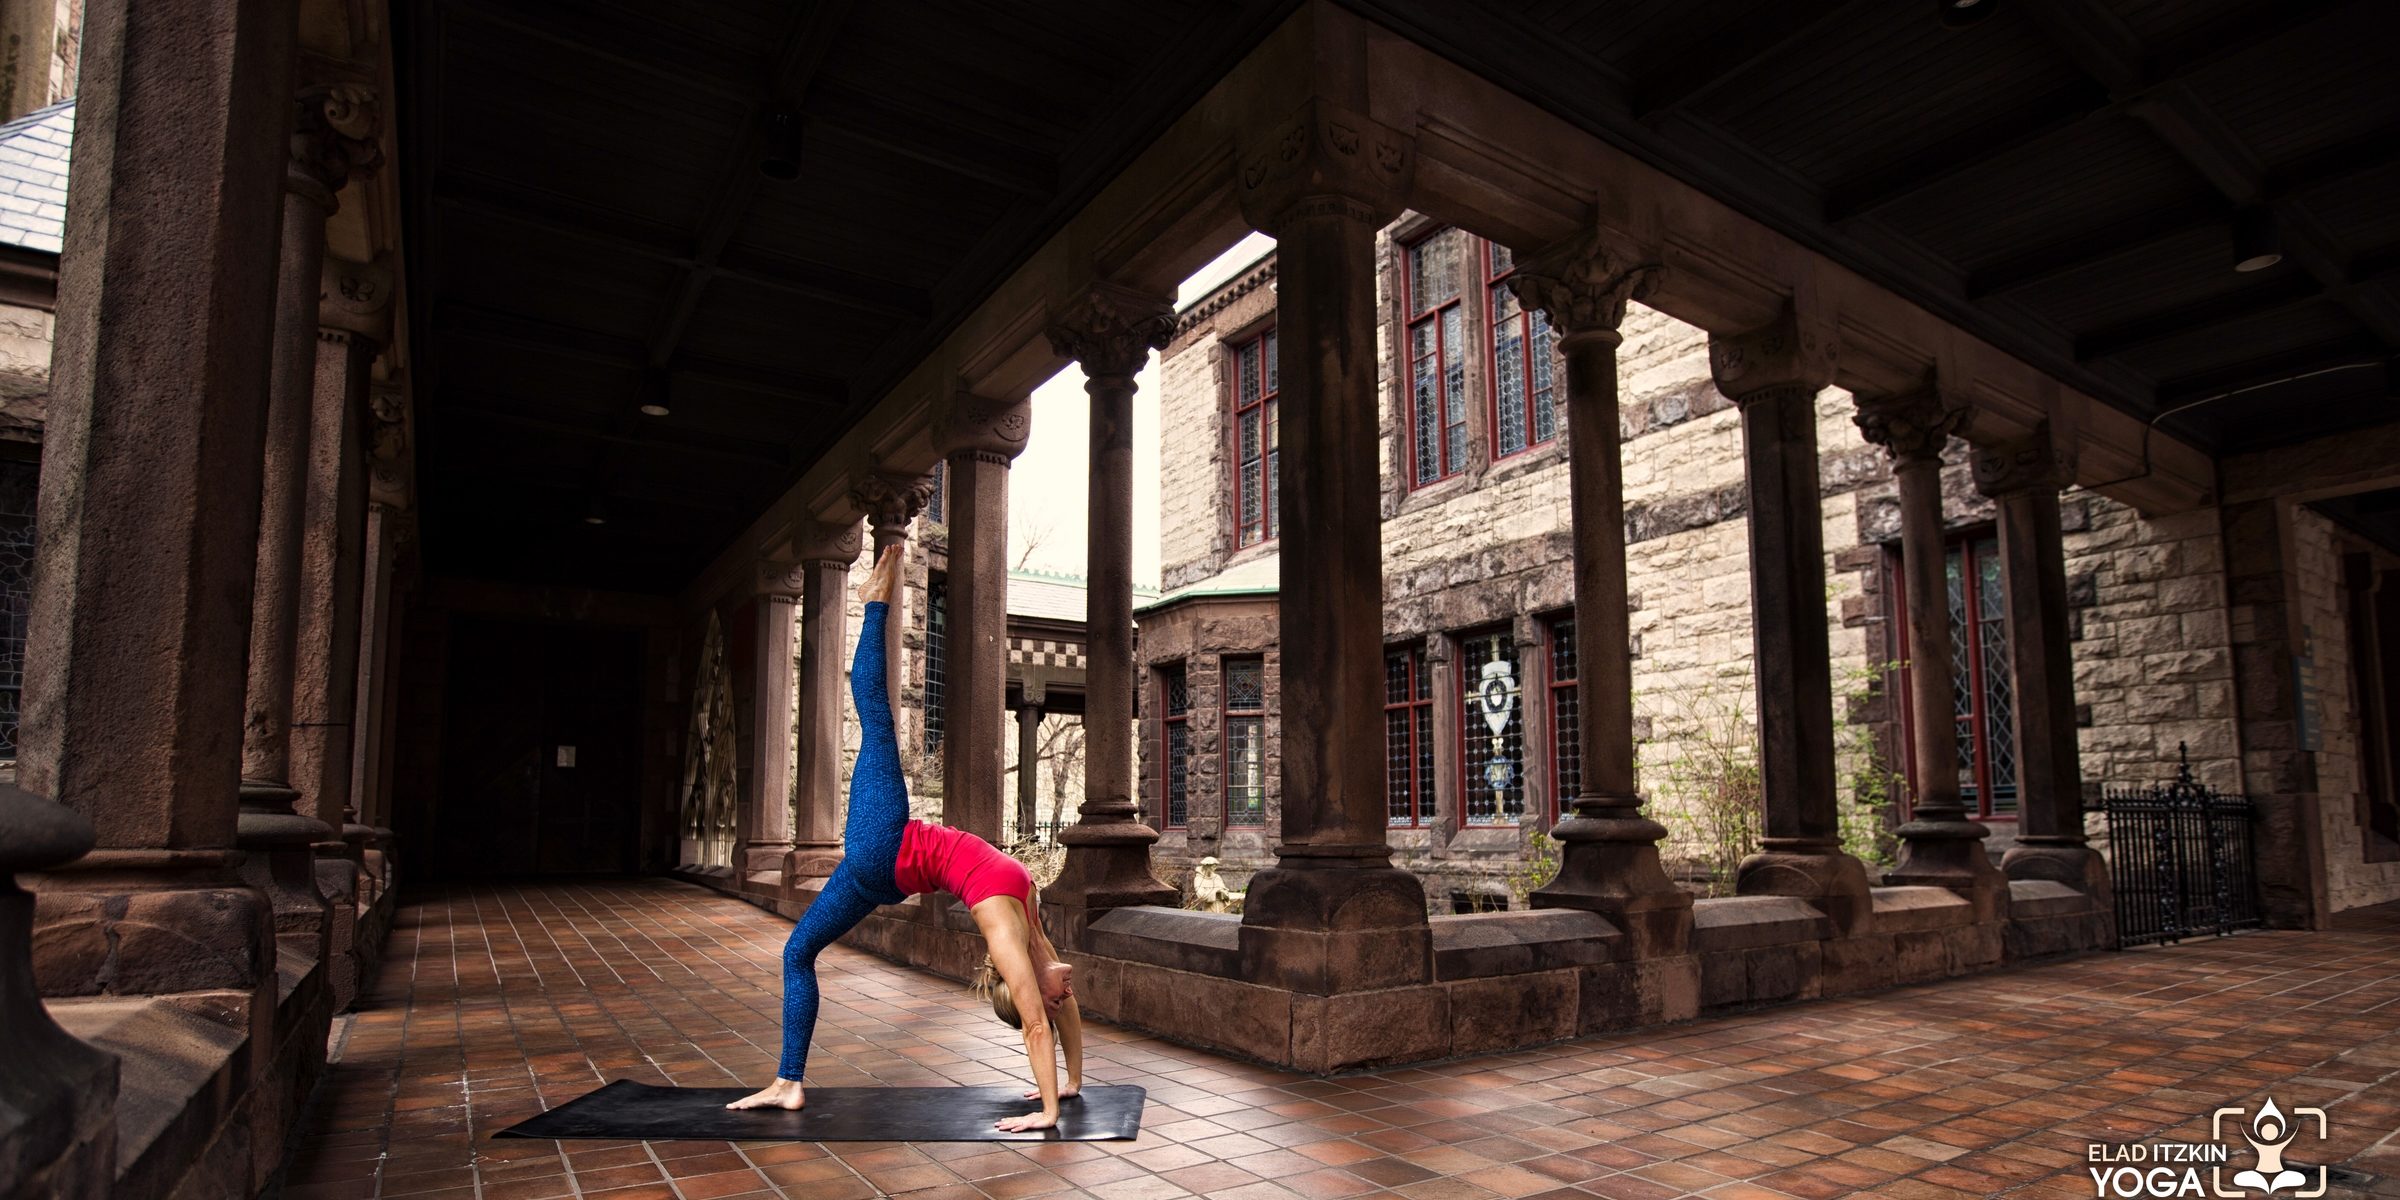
[1022,1082,1080,1101]
[725,1079,806,1111]
[858,544,901,606]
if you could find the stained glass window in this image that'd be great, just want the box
[1910,535,2018,819]
[1458,630,1525,824]
[1406,229,1469,488]
[1487,241,1558,459]
[1161,663,1190,828]
[1231,330,1279,548]
[1223,657,1267,825]
[1384,644,1433,826]
[1547,617,1579,820]
[0,458,33,761]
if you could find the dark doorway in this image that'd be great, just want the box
[435,617,643,876]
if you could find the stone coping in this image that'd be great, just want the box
[1868,885,1979,932]
[2007,878,2095,918]
[1690,894,1831,950]
[1431,907,1622,978]
[49,992,253,1200]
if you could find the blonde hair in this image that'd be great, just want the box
[972,955,1021,1029]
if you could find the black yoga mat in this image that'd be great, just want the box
[492,1080,1147,1142]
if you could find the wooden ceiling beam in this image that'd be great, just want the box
[437,400,797,469]
[435,0,751,103]
[2074,273,2325,361]
[1633,0,1868,119]
[805,92,1058,197]
[1823,79,2109,223]
[433,302,850,405]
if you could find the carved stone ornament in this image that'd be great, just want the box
[319,254,395,341]
[1853,377,1969,466]
[932,388,1032,463]
[1971,421,2080,499]
[366,381,410,508]
[790,517,863,567]
[1046,283,1174,380]
[754,557,806,598]
[1506,227,1660,340]
[1706,306,1837,402]
[289,83,384,201]
[1235,98,1416,232]
[849,471,935,531]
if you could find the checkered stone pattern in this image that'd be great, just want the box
[279,880,2400,1200]
[1010,636,1086,671]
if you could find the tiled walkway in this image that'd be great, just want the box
[283,880,2400,1200]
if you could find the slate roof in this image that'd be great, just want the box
[1006,567,1159,625]
[0,99,71,255]
[1138,554,1280,613]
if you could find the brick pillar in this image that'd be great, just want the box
[742,560,804,885]
[934,390,1032,845]
[785,519,861,883]
[1045,285,1179,944]
[238,84,382,969]
[1229,101,1432,993]
[20,0,297,1188]
[1708,309,1872,935]
[1508,227,1693,958]
[1973,425,2111,905]
[1855,380,2007,924]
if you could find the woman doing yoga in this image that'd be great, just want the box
[728,545,1084,1132]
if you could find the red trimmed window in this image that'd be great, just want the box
[1405,228,1468,488]
[1230,329,1279,549]
[1223,657,1267,826]
[1892,534,2019,820]
[1486,243,1558,460]
[1160,663,1190,829]
[1546,616,1578,822]
[1384,643,1433,827]
[1458,628,1526,825]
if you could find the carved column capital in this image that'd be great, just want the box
[1047,284,1174,380]
[366,381,410,508]
[319,254,395,342]
[849,470,934,536]
[1506,228,1660,343]
[754,556,806,599]
[1972,421,2079,499]
[1707,306,1837,404]
[1235,98,1416,233]
[1853,376,1969,466]
[790,517,863,567]
[931,388,1032,464]
[288,83,383,206]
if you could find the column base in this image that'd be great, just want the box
[0,787,119,1200]
[1735,846,1874,936]
[1046,820,1175,951]
[26,849,276,998]
[781,843,844,884]
[1238,859,1431,994]
[310,847,360,1011]
[740,842,792,887]
[1530,805,1694,957]
[235,781,333,964]
[1885,813,2011,923]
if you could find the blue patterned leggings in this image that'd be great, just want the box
[777,600,907,1081]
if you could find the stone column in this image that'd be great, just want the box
[1856,381,2008,923]
[784,519,861,883]
[1044,285,1179,942]
[237,84,382,966]
[1708,309,1872,934]
[348,383,410,896]
[1229,101,1432,993]
[849,472,932,713]
[1016,694,1045,842]
[1508,228,1693,958]
[934,390,1032,845]
[0,788,116,1199]
[21,0,295,1185]
[1975,425,2110,902]
[742,559,804,885]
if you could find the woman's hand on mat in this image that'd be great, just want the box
[996,1109,1059,1132]
[725,1079,806,1111]
[858,544,901,606]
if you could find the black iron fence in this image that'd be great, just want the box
[2090,745,2263,947]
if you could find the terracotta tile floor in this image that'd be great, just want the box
[281,881,2400,1200]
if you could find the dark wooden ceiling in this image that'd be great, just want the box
[1363,0,2400,459]
[395,0,1295,593]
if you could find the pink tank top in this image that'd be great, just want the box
[893,820,1034,911]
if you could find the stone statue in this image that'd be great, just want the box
[1191,856,1244,914]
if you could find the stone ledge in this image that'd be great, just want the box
[1869,885,1977,932]
[1085,906,1241,977]
[2007,878,2093,918]
[48,992,256,1200]
[1690,895,1831,951]
[1430,908,1622,979]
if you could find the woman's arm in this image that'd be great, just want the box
[1056,995,1084,1096]
[990,943,1060,1132]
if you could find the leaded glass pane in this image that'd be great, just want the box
[1492,283,1528,459]
[0,458,32,760]
[1459,631,1526,824]
[1978,544,2018,814]
[1238,339,1261,408]
[1386,706,1413,825]
[1550,619,1579,801]
[1947,546,1977,799]
[1489,242,1515,274]
[1225,658,1265,710]
[1164,665,1190,716]
[923,579,948,754]
[1226,715,1266,823]
[1264,328,1278,394]
[1409,229,1460,309]
[1411,322,1441,485]
[1530,310,1557,445]
[1166,722,1190,827]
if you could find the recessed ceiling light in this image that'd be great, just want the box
[1940,0,1996,27]
[758,111,802,181]
[2233,207,2283,273]
[638,402,671,417]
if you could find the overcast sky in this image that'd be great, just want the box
[1006,232,1276,588]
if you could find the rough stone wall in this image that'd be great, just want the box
[0,298,49,444]
[2289,505,2400,911]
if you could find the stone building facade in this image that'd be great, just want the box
[1138,234,2396,917]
